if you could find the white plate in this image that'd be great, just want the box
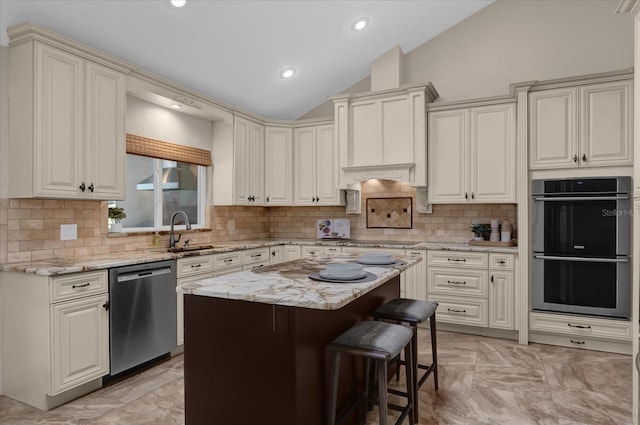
[319,270,367,280]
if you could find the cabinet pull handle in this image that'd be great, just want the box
[581,154,587,162]
[191,264,202,268]
[266,196,269,203]
[103,301,110,311]
[573,154,578,163]
[447,258,466,262]
[447,308,466,313]
[251,254,262,258]
[253,264,264,269]
[471,192,475,200]
[308,251,315,255]
[465,192,468,200]
[570,339,586,345]
[72,282,91,289]
[224,259,233,263]
[88,183,94,193]
[498,260,506,264]
[447,280,466,285]
[568,323,591,329]
[491,275,494,283]
[272,251,276,256]
[79,182,86,192]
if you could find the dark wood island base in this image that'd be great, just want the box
[184,276,400,425]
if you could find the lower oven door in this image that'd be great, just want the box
[531,254,630,319]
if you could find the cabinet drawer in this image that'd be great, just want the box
[177,255,215,278]
[529,312,631,341]
[324,246,341,255]
[427,268,487,297]
[50,271,108,303]
[213,252,242,269]
[301,246,325,258]
[427,251,487,269]
[427,294,488,327]
[242,248,270,264]
[243,262,269,272]
[489,253,514,270]
[213,266,242,277]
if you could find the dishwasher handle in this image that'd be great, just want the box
[117,266,173,283]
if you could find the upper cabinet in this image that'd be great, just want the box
[529,79,632,170]
[9,40,127,199]
[428,102,516,204]
[293,124,343,206]
[333,84,438,187]
[265,126,293,206]
[234,116,265,205]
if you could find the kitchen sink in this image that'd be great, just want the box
[167,245,215,253]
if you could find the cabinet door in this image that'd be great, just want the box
[35,42,84,197]
[315,125,341,205]
[529,87,578,169]
[470,104,516,202]
[427,109,468,203]
[50,294,109,394]
[489,271,514,330]
[380,96,412,165]
[265,127,293,205]
[85,61,126,200]
[284,245,301,261]
[350,99,379,165]
[301,246,324,258]
[234,118,264,205]
[269,246,285,265]
[403,250,427,301]
[580,80,632,167]
[293,127,317,205]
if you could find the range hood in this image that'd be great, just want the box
[137,165,198,191]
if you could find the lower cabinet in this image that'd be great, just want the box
[269,245,285,264]
[176,255,215,347]
[427,250,515,330]
[0,270,109,410]
[301,245,341,258]
[284,245,301,261]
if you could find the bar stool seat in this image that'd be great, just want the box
[327,320,415,425]
[372,299,439,423]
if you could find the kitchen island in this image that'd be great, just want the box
[181,253,421,425]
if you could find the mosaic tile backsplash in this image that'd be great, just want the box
[366,197,412,229]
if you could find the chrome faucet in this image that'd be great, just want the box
[169,210,192,249]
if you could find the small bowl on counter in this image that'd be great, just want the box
[320,262,366,280]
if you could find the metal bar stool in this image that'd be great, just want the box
[372,299,438,423]
[327,320,415,425]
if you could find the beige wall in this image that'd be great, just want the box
[300,0,633,119]
[0,45,8,395]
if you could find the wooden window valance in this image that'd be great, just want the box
[126,133,212,166]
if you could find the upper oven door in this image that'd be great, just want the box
[532,178,631,257]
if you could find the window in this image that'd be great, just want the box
[110,154,206,231]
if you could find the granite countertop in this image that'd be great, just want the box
[181,253,421,310]
[0,238,517,276]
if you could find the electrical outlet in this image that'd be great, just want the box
[60,224,77,241]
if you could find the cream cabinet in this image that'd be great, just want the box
[176,255,215,346]
[265,127,293,206]
[234,116,265,205]
[242,247,270,271]
[269,245,285,264]
[333,85,436,186]
[284,245,302,261]
[529,80,632,170]
[428,103,515,204]
[293,124,342,205]
[9,41,126,200]
[427,250,515,330]
[301,245,341,258]
[1,270,109,410]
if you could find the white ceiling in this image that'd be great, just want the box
[0,0,493,120]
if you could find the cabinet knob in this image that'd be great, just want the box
[88,183,94,193]
[490,275,494,283]
[102,301,110,311]
[465,192,468,200]
[79,182,86,192]
[581,154,587,162]
[573,154,578,163]
[471,192,475,200]
[266,196,270,203]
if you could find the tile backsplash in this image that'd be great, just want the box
[0,180,517,263]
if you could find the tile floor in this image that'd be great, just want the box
[0,331,633,425]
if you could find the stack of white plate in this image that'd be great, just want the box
[319,263,366,280]
[357,252,395,265]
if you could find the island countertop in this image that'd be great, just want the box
[181,253,421,310]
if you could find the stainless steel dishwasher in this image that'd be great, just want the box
[108,260,177,376]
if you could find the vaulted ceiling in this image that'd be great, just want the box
[0,0,493,120]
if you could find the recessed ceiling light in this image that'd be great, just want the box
[352,18,369,31]
[171,0,186,7]
[280,67,296,79]
[171,104,182,109]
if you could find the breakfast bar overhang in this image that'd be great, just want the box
[181,254,421,425]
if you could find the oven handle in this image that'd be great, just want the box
[533,195,629,202]
[534,255,629,263]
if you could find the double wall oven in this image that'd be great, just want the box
[532,177,631,319]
